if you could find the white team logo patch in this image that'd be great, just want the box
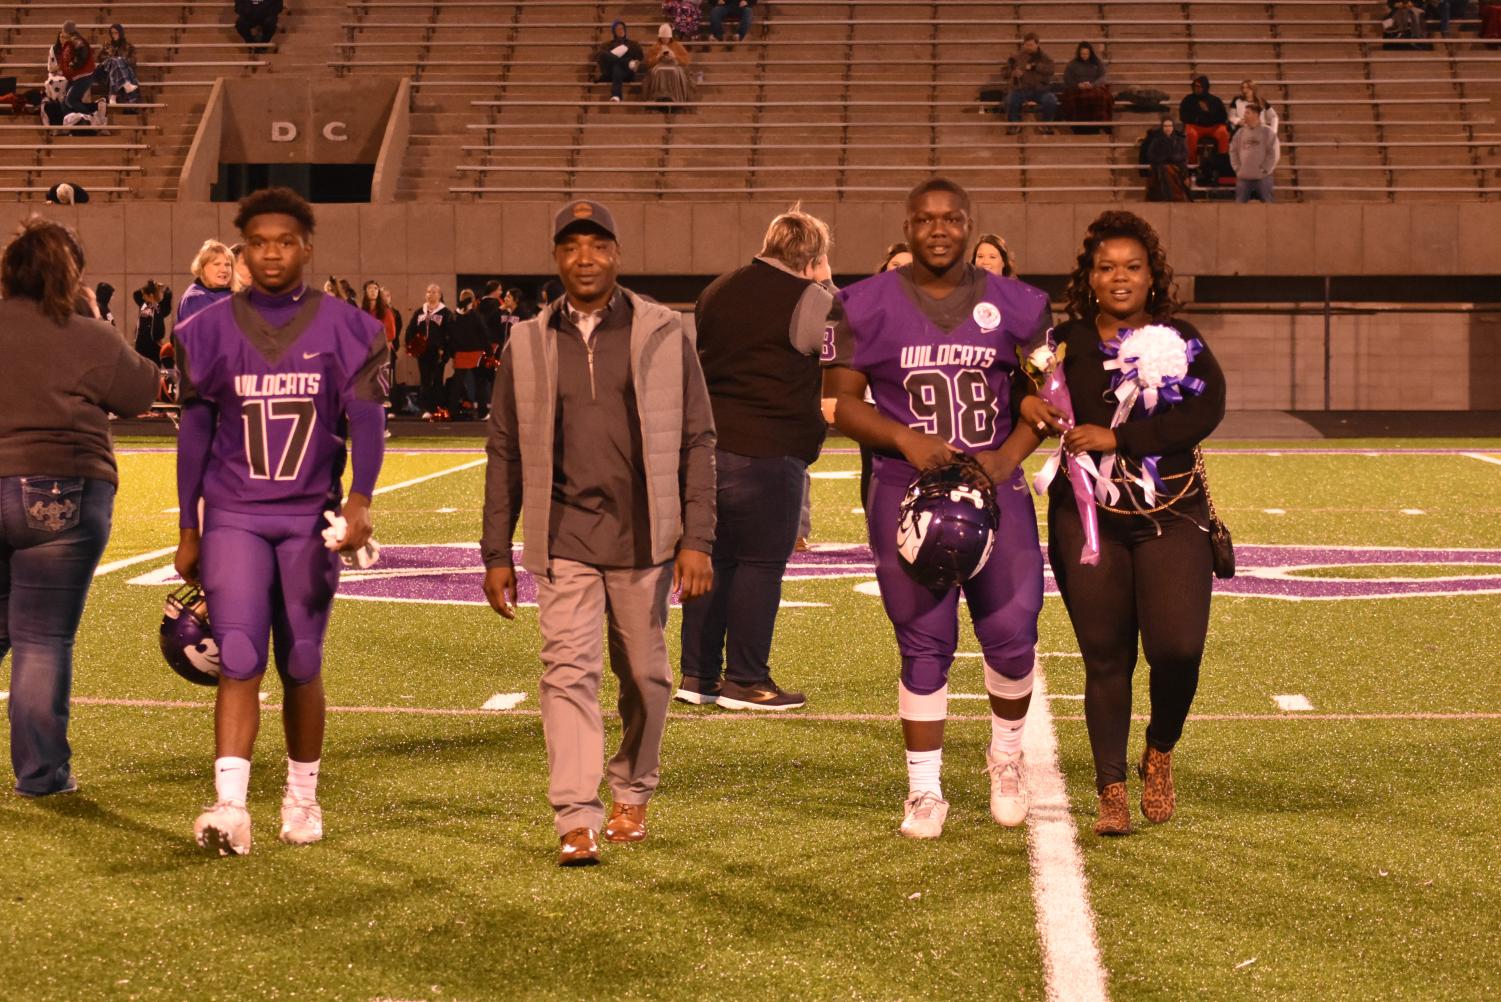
[972,302,1001,332]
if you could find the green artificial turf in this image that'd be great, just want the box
[2,439,1499,1000]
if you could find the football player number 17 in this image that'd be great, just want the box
[242,397,316,481]
[903,369,997,447]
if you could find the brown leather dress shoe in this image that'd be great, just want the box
[1138,745,1176,823]
[603,802,647,843]
[1093,782,1133,836]
[558,827,600,866]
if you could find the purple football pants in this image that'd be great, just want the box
[200,508,340,682]
[867,459,1043,695]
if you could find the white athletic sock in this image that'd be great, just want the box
[906,748,943,800]
[214,756,251,806]
[286,758,320,803]
[990,715,1026,758]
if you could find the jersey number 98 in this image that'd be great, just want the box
[902,369,997,448]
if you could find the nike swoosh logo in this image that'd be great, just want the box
[303,352,322,359]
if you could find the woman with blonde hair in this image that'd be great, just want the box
[0,217,158,796]
[1228,79,1279,133]
[176,238,235,327]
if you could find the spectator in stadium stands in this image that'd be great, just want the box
[676,206,835,712]
[235,0,283,46]
[1061,41,1112,131]
[1484,0,1501,43]
[480,199,715,866]
[229,243,249,292]
[407,284,451,419]
[95,24,142,104]
[1005,33,1059,133]
[1228,80,1279,133]
[663,0,703,39]
[338,278,358,305]
[0,218,158,799]
[1179,75,1229,162]
[708,0,757,42]
[1230,104,1277,203]
[132,280,172,364]
[48,23,97,115]
[645,23,695,109]
[176,239,235,327]
[1143,117,1190,201]
[597,21,644,103]
[1421,0,1452,36]
[45,182,89,204]
[970,233,1016,278]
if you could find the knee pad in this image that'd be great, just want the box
[899,653,952,697]
[984,661,1035,701]
[217,631,267,681]
[283,639,324,684]
[898,681,949,722]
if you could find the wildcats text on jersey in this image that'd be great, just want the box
[899,344,999,369]
[234,372,324,398]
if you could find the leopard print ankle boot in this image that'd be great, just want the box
[1093,782,1132,836]
[1138,745,1175,824]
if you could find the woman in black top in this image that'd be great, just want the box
[1034,210,1226,836]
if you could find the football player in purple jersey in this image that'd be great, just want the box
[172,188,388,856]
[822,178,1052,839]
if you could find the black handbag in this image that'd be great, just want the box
[1194,447,1235,579]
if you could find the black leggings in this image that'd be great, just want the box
[1048,498,1213,792]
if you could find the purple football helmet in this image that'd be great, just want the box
[160,583,220,687]
[896,455,1000,591]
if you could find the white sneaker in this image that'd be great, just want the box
[985,749,1029,827]
[279,792,324,845]
[899,791,949,839]
[194,800,252,856]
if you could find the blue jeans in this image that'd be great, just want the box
[1,476,115,795]
[1235,176,1275,203]
[710,2,754,40]
[1007,88,1058,121]
[680,450,805,685]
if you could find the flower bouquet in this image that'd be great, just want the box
[1098,324,1205,505]
[1019,338,1106,566]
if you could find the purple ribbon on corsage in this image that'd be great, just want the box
[1097,324,1206,505]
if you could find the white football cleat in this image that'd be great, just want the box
[279,793,324,846]
[194,800,252,856]
[899,791,950,840]
[985,749,1029,827]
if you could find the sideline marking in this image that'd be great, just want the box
[1463,452,1501,467]
[1263,508,1286,515]
[1400,508,1426,516]
[1023,668,1110,1002]
[67,697,1501,724]
[371,458,486,496]
[94,546,178,578]
[1273,694,1315,712]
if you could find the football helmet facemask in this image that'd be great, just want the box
[896,454,1000,591]
[160,583,221,686]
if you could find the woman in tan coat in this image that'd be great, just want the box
[644,23,694,108]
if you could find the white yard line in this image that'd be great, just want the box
[1023,668,1111,1002]
[93,546,178,578]
[1462,452,1501,468]
[371,458,487,496]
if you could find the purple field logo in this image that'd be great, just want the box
[128,542,1501,604]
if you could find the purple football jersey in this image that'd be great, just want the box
[177,289,388,515]
[825,267,1050,454]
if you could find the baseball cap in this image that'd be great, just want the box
[552,199,618,244]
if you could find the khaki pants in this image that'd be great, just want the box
[536,558,674,835]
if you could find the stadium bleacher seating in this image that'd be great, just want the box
[0,1,1496,202]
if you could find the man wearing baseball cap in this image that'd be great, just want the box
[481,198,717,866]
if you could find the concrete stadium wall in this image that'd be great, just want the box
[12,200,1500,411]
